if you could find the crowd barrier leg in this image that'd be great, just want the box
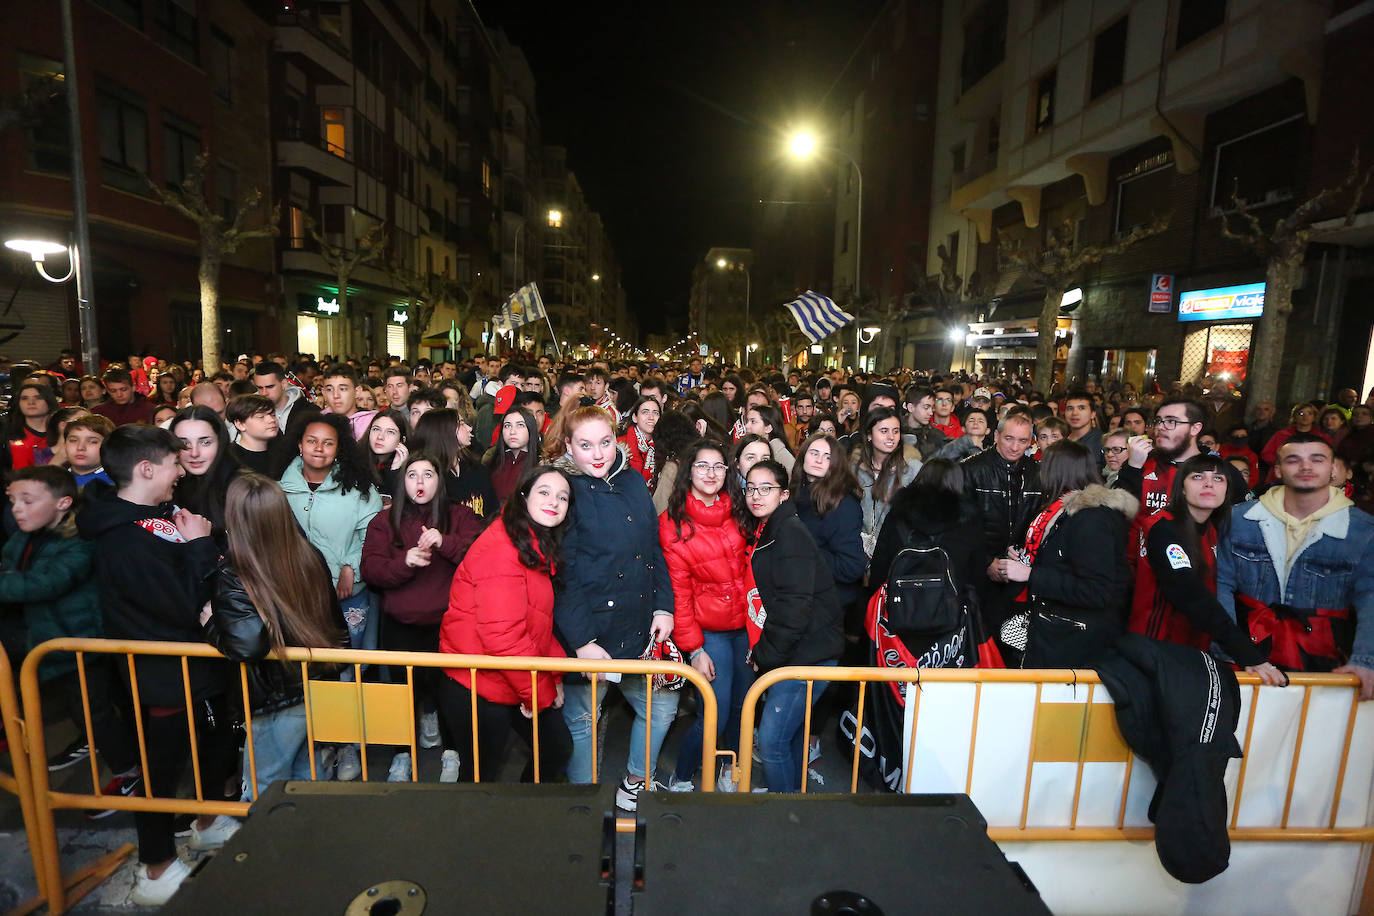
[14,651,134,915]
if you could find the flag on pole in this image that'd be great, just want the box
[491,282,546,334]
[783,290,854,344]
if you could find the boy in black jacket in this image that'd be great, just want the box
[77,425,237,905]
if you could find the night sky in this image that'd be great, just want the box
[473,0,884,337]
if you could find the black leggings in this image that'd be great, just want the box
[379,615,454,750]
[436,675,571,783]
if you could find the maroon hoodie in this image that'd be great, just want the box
[360,503,485,625]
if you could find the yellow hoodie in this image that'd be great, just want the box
[1258,485,1354,580]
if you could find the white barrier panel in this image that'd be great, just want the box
[901,680,1374,915]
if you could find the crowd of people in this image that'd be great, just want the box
[1,345,1372,903]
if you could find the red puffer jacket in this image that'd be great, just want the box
[659,492,748,652]
[440,518,565,707]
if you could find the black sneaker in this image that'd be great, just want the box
[47,739,90,772]
[85,773,142,820]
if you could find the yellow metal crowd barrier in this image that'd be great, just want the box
[18,638,714,914]
[735,666,1374,916]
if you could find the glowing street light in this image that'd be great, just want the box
[788,131,817,159]
[715,257,727,268]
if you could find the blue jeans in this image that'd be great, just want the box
[241,704,311,800]
[562,675,679,783]
[674,628,752,781]
[340,587,378,682]
[756,660,836,793]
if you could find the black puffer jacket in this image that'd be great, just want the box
[1024,485,1138,668]
[201,556,347,716]
[960,448,1042,565]
[749,500,844,672]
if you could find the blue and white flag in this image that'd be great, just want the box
[783,290,854,344]
[492,282,546,334]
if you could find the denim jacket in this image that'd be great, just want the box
[1217,501,1374,670]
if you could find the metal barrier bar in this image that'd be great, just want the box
[0,647,54,906]
[734,665,1374,846]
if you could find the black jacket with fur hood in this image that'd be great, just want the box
[1024,484,1138,668]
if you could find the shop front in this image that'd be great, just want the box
[1175,282,1264,385]
[965,316,1073,383]
[295,290,345,358]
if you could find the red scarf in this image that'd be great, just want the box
[1015,496,1066,601]
[744,524,765,648]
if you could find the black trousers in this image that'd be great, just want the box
[54,654,138,774]
[135,694,236,864]
[379,614,454,750]
[436,675,571,783]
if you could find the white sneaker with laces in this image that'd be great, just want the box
[131,856,192,906]
[439,749,461,783]
[809,736,822,764]
[387,752,412,782]
[716,765,736,793]
[188,814,239,851]
[666,774,694,793]
[336,745,362,781]
[419,711,441,749]
[616,776,666,811]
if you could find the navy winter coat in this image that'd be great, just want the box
[792,485,867,609]
[553,446,673,661]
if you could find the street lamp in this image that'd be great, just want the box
[787,129,862,303]
[857,325,880,372]
[5,236,97,369]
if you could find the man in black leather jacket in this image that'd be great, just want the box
[960,414,1041,639]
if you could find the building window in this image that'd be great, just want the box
[17,54,69,175]
[481,159,491,197]
[322,108,346,157]
[209,27,233,106]
[163,116,200,188]
[457,255,472,284]
[216,163,237,222]
[547,209,563,228]
[1033,69,1056,133]
[155,0,200,66]
[1177,0,1226,50]
[1210,114,1304,212]
[288,205,307,248]
[457,87,471,117]
[1090,17,1128,100]
[97,84,148,193]
[1115,165,1173,235]
[94,0,141,28]
[987,117,1001,157]
[960,0,1008,93]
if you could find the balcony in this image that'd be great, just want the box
[276,131,353,186]
[274,13,351,85]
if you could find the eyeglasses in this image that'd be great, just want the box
[1150,417,1188,430]
[744,484,782,496]
[1103,446,1128,455]
[691,462,727,475]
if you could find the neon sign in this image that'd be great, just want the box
[1178,283,1264,322]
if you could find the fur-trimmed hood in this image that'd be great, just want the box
[1061,484,1138,519]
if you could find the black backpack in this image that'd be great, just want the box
[883,539,964,636]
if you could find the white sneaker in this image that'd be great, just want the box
[387,752,412,782]
[131,856,191,906]
[336,745,362,781]
[616,776,666,812]
[439,749,461,783]
[419,711,441,749]
[809,736,822,764]
[716,765,736,793]
[314,745,337,781]
[188,814,239,851]
[666,774,695,793]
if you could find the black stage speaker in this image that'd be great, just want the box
[164,781,617,915]
[632,792,1049,915]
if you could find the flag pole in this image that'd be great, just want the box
[544,313,562,360]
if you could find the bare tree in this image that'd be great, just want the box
[304,215,387,356]
[1218,151,1372,407]
[1002,216,1167,387]
[910,242,994,371]
[390,265,471,359]
[146,151,278,372]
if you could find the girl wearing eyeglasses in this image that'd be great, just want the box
[660,440,750,791]
[790,433,867,635]
[1128,454,1286,686]
[736,459,843,792]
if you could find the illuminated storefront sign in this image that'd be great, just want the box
[1177,283,1264,322]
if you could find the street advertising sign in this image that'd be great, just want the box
[1148,274,1173,313]
[1178,283,1265,322]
